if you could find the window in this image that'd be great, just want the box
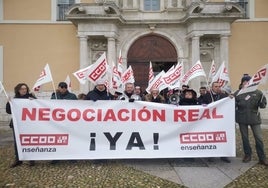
[226,0,248,18]
[236,0,248,17]
[57,0,75,21]
[144,0,160,11]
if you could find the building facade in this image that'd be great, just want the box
[0,0,268,121]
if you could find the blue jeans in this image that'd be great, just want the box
[239,123,266,161]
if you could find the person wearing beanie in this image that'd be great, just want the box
[85,79,113,101]
[239,74,251,89]
[234,74,268,166]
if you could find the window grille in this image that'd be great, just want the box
[227,0,248,18]
[57,0,75,21]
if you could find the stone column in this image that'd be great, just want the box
[106,36,116,87]
[122,0,128,9]
[107,36,116,67]
[191,35,201,91]
[133,0,139,9]
[167,0,173,8]
[78,35,89,94]
[177,0,183,8]
[220,34,229,68]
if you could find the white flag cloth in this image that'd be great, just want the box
[85,52,108,84]
[211,62,230,87]
[208,60,216,82]
[0,81,8,99]
[117,50,123,77]
[73,65,92,85]
[162,62,183,89]
[237,64,268,95]
[32,64,53,90]
[64,75,72,92]
[0,81,4,94]
[181,60,206,85]
[121,65,135,84]
[166,64,175,73]
[148,61,154,85]
[111,62,124,93]
[146,70,166,93]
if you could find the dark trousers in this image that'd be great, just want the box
[11,127,19,162]
[239,123,266,161]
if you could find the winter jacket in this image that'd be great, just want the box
[6,93,36,128]
[179,98,198,106]
[202,91,228,104]
[144,94,165,103]
[85,87,112,101]
[51,91,77,100]
[234,89,267,125]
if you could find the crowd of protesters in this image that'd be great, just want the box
[5,73,268,168]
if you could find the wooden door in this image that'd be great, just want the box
[127,34,177,92]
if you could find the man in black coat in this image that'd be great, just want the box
[202,81,231,163]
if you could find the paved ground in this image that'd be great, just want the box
[1,121,268,188]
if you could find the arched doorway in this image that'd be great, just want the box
[127,34,177,91]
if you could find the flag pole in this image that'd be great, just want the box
[47,63,57,100]
[205,72,214,103]
[0,81,9,100]
[51,79,57,100]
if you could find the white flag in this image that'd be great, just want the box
[148,61,154,85]
[0,81,5,94]
[0,81,8,99]
[146,71,166,93]
[237,64,268,95]
[111,62,124,93]
[0,81,4,94]
[85,52,108,84]
[166,65,175,73]
[117,50,123,76]
[162,62,183,89]
[32,64,53,90]
[73,65,92,85]
[65,75,72,92]
[181,60,206,85]
[211,62,230,87]
[208,60,216,82]
[121,65,135,84]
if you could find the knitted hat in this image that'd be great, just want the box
[95,78,106,85]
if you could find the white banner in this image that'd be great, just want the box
[10,98,235,160]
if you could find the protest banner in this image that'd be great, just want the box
[10,98,235,160]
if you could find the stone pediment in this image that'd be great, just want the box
[66,1,245,26]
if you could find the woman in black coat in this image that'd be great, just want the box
[6,83,36,168]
